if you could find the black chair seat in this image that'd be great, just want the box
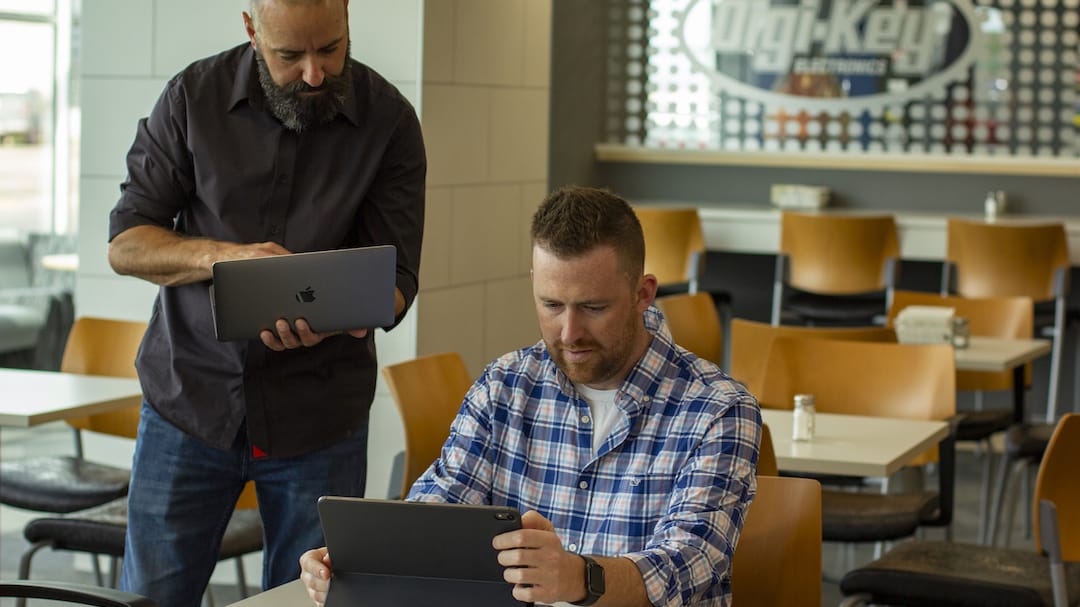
[840,540,1080,607]
[955,409,1012,442]
[822,490,939,542]
[1005,423,1055,459]
[0,456,129,513]
[784,290,886,324]
[24,497,264,560]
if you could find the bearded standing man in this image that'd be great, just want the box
[106,1,424,605]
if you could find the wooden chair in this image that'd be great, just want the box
[732,476,822,607]
[0,318,145,585]
[10,318,262,600]
[759,337,957,543]
[840,414,1080,607]
[771,212,899,327]
[888,290,1036,542]
[757,424,779,476]
[382,352,473,499]
[729,318,896,399]
[634,207,705,295]
[655,292,723,365]
[944,218,1070,422]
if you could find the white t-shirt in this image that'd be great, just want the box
[575,383,622,455]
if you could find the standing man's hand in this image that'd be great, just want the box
[299,547,332,607]
[260,318,369,351]
[493,510,588,605]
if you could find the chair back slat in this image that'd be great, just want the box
[946,218,1069,301]
[732,476,822,607]
[62,317,147,438]
[382,352,473,499]
[729,318,895,399]
[655,292,722,365]
[1034,413,1080,560]
[780,212,898,295]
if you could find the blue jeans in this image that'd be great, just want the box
[120,401,368,607]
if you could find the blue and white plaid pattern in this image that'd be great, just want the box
[409,306,761,607]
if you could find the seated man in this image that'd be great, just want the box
[300,186,761,607]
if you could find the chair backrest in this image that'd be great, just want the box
[655,292,722,365]
[780,212,899,295]
[759,337,955,465]
[731,476,822,607]
[1034,413,1080,560]
[729,318,896,399]
[757,424,779,476]
[888,290,1034,391]
[945,218,1069,301]
[382,352,474,499]
[62,317,147,438]
[634,207,706,289]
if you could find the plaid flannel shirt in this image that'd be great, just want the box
[409,306,761,606]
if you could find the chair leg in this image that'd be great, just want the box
[109,557,120,588]
[978,438,995,543]
[1044,298,1065,422]
[986,451,1015,545]
[91,553,104,587]
[1022,464,1034,540]
[203,585,216,607]
[1002,459,1029,547]
[234,556,249,598]
[17,540,52,607]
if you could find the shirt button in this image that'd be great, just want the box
[581,414,591,424]
[642,396,651,402]
[579,481,588,490]
[569,543,578,552]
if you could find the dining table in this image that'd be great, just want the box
[951,335,1052,423]
[0,367,142,428]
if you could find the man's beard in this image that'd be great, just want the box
[254,41,351,132]
[548,312,639,388]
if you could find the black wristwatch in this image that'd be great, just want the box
[572,554,606,606]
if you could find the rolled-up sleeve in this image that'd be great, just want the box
[623,395,760,606]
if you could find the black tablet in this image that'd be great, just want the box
[317,497,529,607]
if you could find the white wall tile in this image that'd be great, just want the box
[153,0,249,78]
[419,187,453,289]
[79,77,167,177]
[489,88,549,182]
[523,0,552,88]
[81,0,153,77]
[483,275,537,361]
[77,176,123,277]
[422,84,490,186]
[422,0,456,83]
[350,0,423,83]
[454,0,525,86]
[417,283,486,375]
[450,184,522,284]
[75,275,158,321]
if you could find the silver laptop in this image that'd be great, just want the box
[209,245,396,341]
[317,497,529,607]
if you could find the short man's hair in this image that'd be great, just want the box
[530,186,645,279]
[248,0,337,36]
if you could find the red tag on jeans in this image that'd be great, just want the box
[252,445,268,459]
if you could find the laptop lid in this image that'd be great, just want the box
[209,245,396,341]
[317,497,529,607]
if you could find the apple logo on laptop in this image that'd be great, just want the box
[296,287,316,303]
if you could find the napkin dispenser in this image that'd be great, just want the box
[895,305,969,348]
[770,184,830,210]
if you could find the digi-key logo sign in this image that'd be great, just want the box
[676,0,983,113]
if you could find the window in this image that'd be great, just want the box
[0,0,77,235]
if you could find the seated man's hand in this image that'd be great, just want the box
[299,547,332,606]
[493,510,587,605]
[261,318,369,351]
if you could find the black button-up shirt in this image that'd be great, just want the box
[109,44,425,458]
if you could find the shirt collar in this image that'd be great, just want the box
[548,306,675,413]
[227,45,361,128]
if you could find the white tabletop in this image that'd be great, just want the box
[228,580,308,607]
[0,368,143,427]
[953,336,1052,373]
[761,409,949,478]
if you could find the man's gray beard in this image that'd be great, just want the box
[254,41,351,132]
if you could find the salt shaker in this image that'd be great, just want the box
[984,191,998,221]
[792,393,815,441]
